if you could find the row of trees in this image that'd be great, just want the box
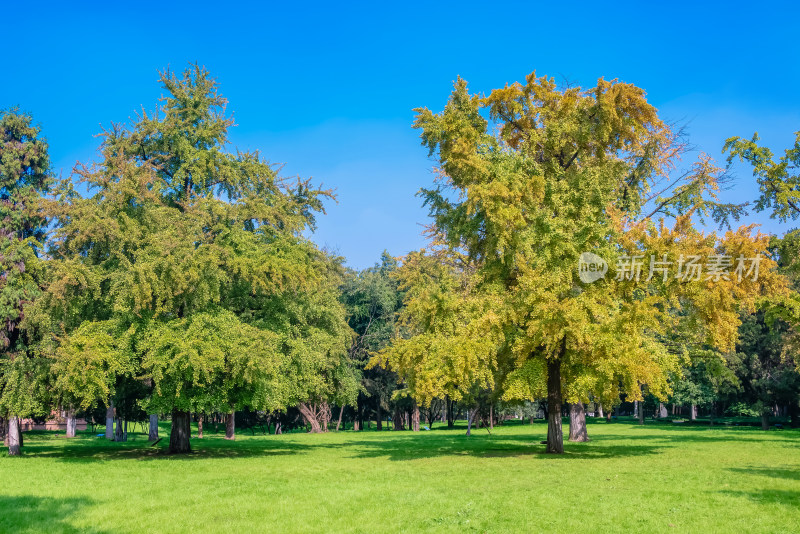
[1,66,798,456]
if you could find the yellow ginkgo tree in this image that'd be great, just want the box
[374,72,788,453]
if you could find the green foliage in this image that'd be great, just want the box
[45,65,349,421]
[0,108,52,419]
[724,131,800,222]
[142,309,283,413]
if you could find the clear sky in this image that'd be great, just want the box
[3,1,799,268]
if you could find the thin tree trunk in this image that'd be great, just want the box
[336,406,344,432]
[690,404,697,421]
[658,403,668,418]
[148,414,159,441]
[597,403,604,418]
[761,412,770,431]
[446,396,455,429]
[489,403,494,431]
[8,416,21,456]
[546,349,564,454]
[65,409,77,438]
[568,403,589,442]
[0,417,6,446]
[466,406,478,436]
[197,414,204,439]
[638,402,645,425]
[376,402,383,431]
[105,403,114,440]
[168,409,191,454]
[225,409,235,440]
[633,400,638,419]
[322,403,330,432]
[412,402,420,432]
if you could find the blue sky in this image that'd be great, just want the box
[3,1,799,268]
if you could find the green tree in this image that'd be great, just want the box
[46,65,339,453]
[0,109,52,455]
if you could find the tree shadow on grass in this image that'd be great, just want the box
[18,435,312,463]
[727,466,800,482]
[338,433,662,461]
[0,495,106,533]
[592,424,800,444]
[719,489,800,508]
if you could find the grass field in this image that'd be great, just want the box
[1,419,799,533]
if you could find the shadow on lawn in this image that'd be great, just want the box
[587,423,800,444]
[0,495,106,533]
[19,435,312,462]
[340,433,662,461]
[719,489,800,508]
[727,466,800,482]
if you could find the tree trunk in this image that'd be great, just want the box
[412,402,420,432]
[8,416,21,456]
[275,421,282,435]
[197,414,204,439]
[658,403,668,418]
[376,402,383,431]
[65,409,77,438]
[761,412,770,431]
[597,403,604,418]
[0,417,6,446]
[225,409,235,440]
[638,403,645,425]
[568,403,589,442]
[546,352,564,454]
[633,400,638,419]
[392,408,404,431]
[148,414,159,441]
[297,403,323,433]
[169,409,192,454]
[115,416,125,442]
[336,406,344,432]
[466,406,478,436]
[447,396,455,429]
[322,403,330,433]
[105,403,114,440]
[690,404,697,421]
[489,403,494,431]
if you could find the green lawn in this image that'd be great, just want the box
[1,419,799,533]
